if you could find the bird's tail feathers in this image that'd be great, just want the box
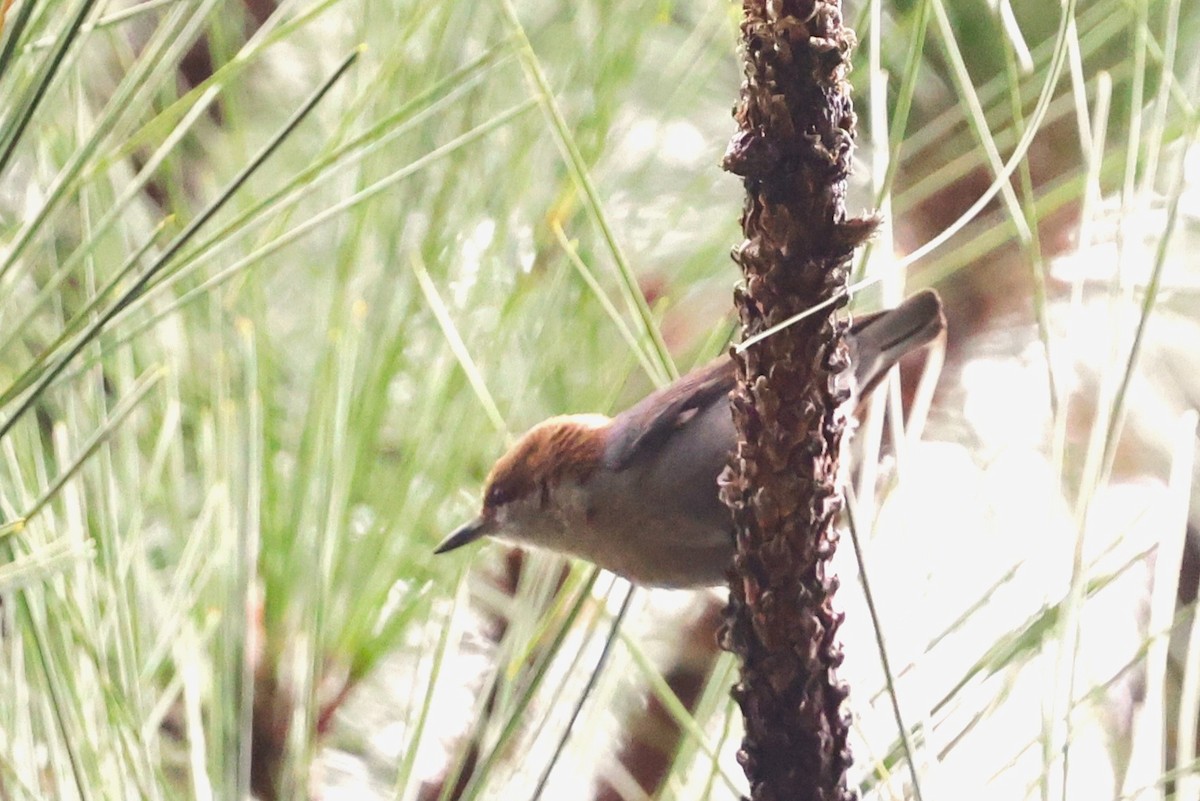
[848,289,945,402]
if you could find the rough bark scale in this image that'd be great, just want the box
[718,1,875,800]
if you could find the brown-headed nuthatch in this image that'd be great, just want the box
[436,290,945,587]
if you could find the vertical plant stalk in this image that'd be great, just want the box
[718,1,873,800]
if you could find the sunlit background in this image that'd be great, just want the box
[0,0,1198,799]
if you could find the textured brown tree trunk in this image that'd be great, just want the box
[718,2,873,800]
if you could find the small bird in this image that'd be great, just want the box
[436,290,945,588]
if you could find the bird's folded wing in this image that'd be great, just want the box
[604,358,737,471]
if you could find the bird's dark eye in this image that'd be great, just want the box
[485,484,512,508]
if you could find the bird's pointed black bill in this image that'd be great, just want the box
[434,517,489,554]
